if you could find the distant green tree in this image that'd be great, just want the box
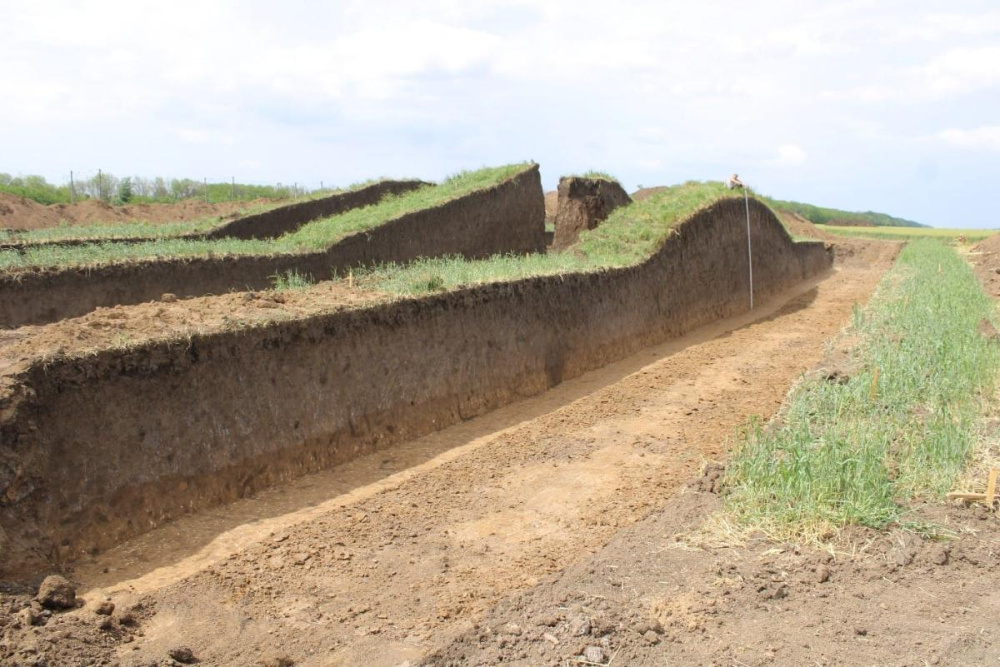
[118,177,134,203]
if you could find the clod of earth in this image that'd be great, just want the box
[34,574,77,610]
[168,645,198,663]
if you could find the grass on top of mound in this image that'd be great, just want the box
[720,240,1000,541]
[0,164,529,272]
[280,164,524,251]
[565,171,618,181]
[357,180,737,295]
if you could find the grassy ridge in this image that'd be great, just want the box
[823,225,994,243]
[765,196,924,228]
[358,181,736,295]
[0,165,527,272]
[723,240,1000,539]
[0,180,399,245]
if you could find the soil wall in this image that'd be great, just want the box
[0,197,832,577]
[0,167,545,328]
[552,177,632,249]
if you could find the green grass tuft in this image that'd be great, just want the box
[566,171,618,182]
[270,269,314,291]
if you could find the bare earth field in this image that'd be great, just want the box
[0,193,269,231]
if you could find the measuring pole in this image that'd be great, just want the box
[69,170,76,204]
[744,188,754,310]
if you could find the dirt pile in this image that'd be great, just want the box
[0,192,270,231]
[552,177,631,249]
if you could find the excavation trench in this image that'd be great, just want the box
[74,269,827,595]
[0,198,829,576]
[61,240,897,667]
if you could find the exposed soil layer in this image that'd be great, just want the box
[970,232,1000,298]
[0,197,829,576]
[0,180,428,251]
[0,166,545,328]
[552,177,631,249]
[544,190,558,225]
[0,234,891,666]
[0,192,266,231]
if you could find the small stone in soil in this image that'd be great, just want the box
[583,646,605,663]
[504,622,523,636]
[95,601,115,616]
[815,565,831,583]
[570,616,592,637]
[168,646,197,663]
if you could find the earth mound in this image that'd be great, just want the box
[552,177,631,249]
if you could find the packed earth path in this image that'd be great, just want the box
[4,238,894,667]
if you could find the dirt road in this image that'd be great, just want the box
[14,240,888,667]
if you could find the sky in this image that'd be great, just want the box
[1,0,999,228]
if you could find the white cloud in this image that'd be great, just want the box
[922,46,1000,96]
[773,144,808,166]
[938,126,1000,151]
[2,0,1000,227]
[822,45,1000,102]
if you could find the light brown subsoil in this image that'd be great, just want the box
[0,193,273,231]
[0,233,900,666]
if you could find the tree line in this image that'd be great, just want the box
[0,173,314,206]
